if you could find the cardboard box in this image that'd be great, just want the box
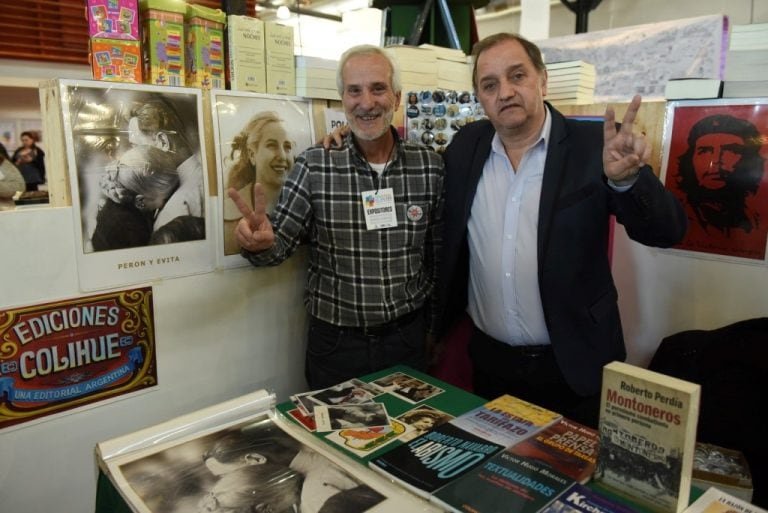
[140,0,186,86]
[90,38,142,83]
[185,4,226,89]
[87,0,140,40]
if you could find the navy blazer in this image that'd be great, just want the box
[439,106,687,396]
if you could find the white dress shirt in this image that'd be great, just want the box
[467,108,552,346]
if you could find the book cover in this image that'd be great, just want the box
[594,361,701,513]
[683,486,767,513]
[226,15,266,92]
[664,78,723,100]
[431,448,574,513]
[508,417,598,484]
[265,21,295,96]
[539,482,639,513]
[450,394,562,447]
[368,422,504,498]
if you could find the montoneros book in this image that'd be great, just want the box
[450,394,562,447]
[368,422,504,499]
[508,416,598,484]
[594,361,701,513]
[431,448,575,513]
[539,482,638,513]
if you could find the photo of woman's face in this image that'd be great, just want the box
[247,121,294,188]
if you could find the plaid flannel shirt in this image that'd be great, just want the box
[244,130,444,332]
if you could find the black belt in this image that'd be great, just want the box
[316,308,423,337]
[472,326,551,358]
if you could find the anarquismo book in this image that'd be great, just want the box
[594,361,701,513]
[96,390,442,513]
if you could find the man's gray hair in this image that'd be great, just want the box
[336,45,402,95]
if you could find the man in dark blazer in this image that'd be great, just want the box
[439,33,687,427]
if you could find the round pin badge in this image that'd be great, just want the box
[407,204,424,221]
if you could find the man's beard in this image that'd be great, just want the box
[688,183,753,233]
[350,109,394,141]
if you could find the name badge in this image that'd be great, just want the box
[361,188,398,230]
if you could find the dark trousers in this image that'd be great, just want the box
[305,309,427,390]
[468,325,600,429]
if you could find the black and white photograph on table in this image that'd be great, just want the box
[58,79,213,292]
[210,91,315,267]
[113,415,386,513]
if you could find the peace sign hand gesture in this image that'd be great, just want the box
[227,183,275,253]
[603,95,651,183]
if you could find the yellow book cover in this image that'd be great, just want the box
[595,361,701,513]
[226,15,266,92]
[265,21,295,95]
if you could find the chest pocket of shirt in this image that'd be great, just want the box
[399,203,430,248]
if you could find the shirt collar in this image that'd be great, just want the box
[490,104,552,156]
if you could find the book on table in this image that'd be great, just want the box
[367,393,562,500]
[682,486,767,513]
[593,361,701,513]
[507,416,599,484]
[540,482,640,513]
[430,446,578,513]
[368,421,505,499]
[450,393,562,447]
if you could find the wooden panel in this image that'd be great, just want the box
[556,100,667,177]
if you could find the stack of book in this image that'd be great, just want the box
[545,60,596,105]
[295,55,340,100]
[722,22,768,98]
[387,45,438,93]
[664,77,723,100]
[419,44,472,91]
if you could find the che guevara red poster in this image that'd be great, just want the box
[661,99,768,261]
[0,287,156,430]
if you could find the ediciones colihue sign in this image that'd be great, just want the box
[0,287,156,430]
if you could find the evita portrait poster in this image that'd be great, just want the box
[661,99,768,262]
[210,91,315,267]
[57,80,214,291]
